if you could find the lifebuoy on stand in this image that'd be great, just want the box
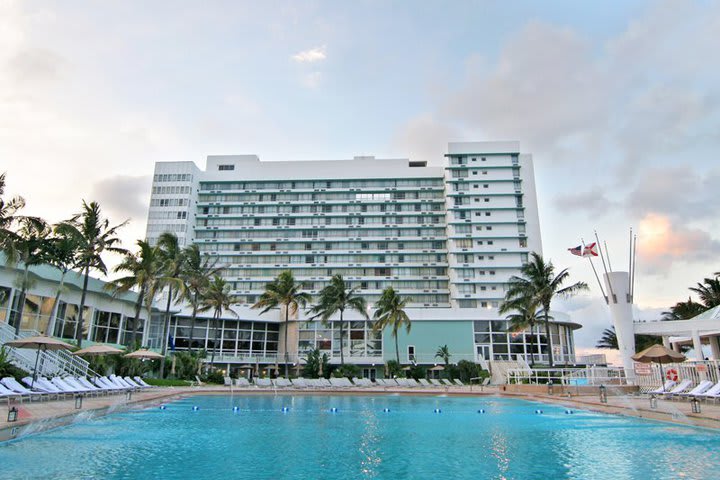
[666,368,678,382]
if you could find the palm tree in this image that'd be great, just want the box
[156,233,185,376]
[372,287,411,364]
[199,276,238,366]
[689,275,720,310]
[44,230,79,336]
[57,201,127,347]
[596,326,658,352]
[435,344,450,367]
[3,217,51,334]
[252,270,311,377]
[107,240,161,347]
[499,296,543,367]
[307,275,368,366]
[504,252,588,367]
[0,173,27,251]
[181,245,222,352]
[661,297,707,321]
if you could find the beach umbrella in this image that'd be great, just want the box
[632,344,685,392]
[3,335,74,387]
[73,344,124,356]
[125,349,164,359]
[430,365,445,371]
[402,366,412,371]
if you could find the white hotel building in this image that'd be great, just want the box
[145,142,581,375]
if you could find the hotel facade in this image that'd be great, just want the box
[145,142,581,376]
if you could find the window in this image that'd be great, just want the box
[478,255,484,260]
[472,171,478,175]
[218,164,235,171]
[482,171,488,175]
[407,345,416,362]
[484,198,490,202]
[488,241,494,245]
[485,212,491,217]
[305,256,314,264]
[483,184,489,188]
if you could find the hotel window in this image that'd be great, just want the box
[483,184,489,188]
[472,171,478,175]
[218,164,235,171]
[519,238,528,248]
[482,171,488,175]
[484,198,490,202]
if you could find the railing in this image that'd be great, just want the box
[634,361,720,392]
[506,366,628,386]
[0,322,91,378]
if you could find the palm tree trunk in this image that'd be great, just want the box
[13,265,31,335]
[210,311,220,365]
[76,266,91,347]
[283,305,289,378]
[129,285,144,348]
[46,270,67,337]
[188,291,198,352]
[159,287,173,378]
[339,309,345,366]
[528,323,536,367]
[394,329,400,365]
[545,308,554,367]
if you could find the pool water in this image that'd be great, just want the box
[1,395,718,479]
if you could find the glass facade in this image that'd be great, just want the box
[298,321,382,359]
[473,320,576,362]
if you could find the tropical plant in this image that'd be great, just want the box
[0,173,27,251]
[661,297,707,321]
[199,275,238,367]
[504,252,588,366]
[435,344,451,367]
[3,217,51,334]
[252,270,311,377]
[44,230,79,336]
[107,240,162,348]
[333,363,361,379]
[499,295,543,367]
[307,275,368,366]
[302,348,329,379]
[57,201,127,347]
[372,287,411,364]
[595,326,661,353]
[181,244,222,351]
[689,274,720,310]
[384,359,402,379]
[156,233,186,376]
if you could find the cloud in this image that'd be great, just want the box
[292,46,326,63]
[90,175,151,223]
[553,187,618,218]
[637,213,720,274]
[391,114,458,165]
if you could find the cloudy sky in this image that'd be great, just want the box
[2,0,718,353]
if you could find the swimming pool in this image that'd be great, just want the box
[1,395,718,479]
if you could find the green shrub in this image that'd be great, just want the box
[333,364,360,379]
[385,360,401,379]
[202,369,225,385]
[302,349,329,379]
[447,360,489,383]
[408,365,427,380]
[0,347,29,381]
[143,378,192,387]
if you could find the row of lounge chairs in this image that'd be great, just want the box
[225,376,471,389]
[0,375,153,402]
[647,379,720,402]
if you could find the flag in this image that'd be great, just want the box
[568,245,582,256]
[583,242,599,257]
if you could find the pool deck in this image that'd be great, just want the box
[1,385,718,441]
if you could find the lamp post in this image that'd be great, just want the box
[7,407,18,422]
[547,380,554,396]
[649,394,657,409]
[690,396,701,414]
[599,385,607,404]
[75,394,84,409]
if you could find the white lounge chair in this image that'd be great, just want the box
[254,378,272,388]
[133,376,152,388]
[65,377,105,395]
[224,376,233,386]
[2,377,44,400]
[453,379,465,386]
[676,380,714,398]
[50,377,86,394]
[697,382,720,402]
[273,377,292,388]
[290,378,309,388]
[664,379,692,396]
[647,380,676,394]
[23,377,66,397]
[109,375,134,389]
[0,382,21,400]
[405,378,420,387]
[123,376,145,388]
[418,379,432,387]
[77,377,107,392]
[234,378,252,387]
[429,379,444,387]
[441,379,454,387]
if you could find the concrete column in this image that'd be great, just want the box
[603,272,636,383]
[671,342,681,353]
[662,336,671,349]
[691,330,704,361]
[710,336,720,360]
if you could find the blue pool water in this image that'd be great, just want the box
[1,395,719,480]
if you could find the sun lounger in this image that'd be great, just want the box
[647,380,676,394]
[50,377,86,394]
[664,379,692,396]
[453,379,465,386]
[697,382,720,402]
[254,378,272,387]
[291,378,309,388]
[77,377,105,391]
[381,379,399,387]
[23,377,66,397]
[418,379,433,387]
[353,378,373,387]
[676,380,714,398]
[429,379,443,387]
[123,376,146,388]
[441,379,454,386]
[93,377,123,390]
[234,378,251,387]
[224,376,233,387]
[329,377,353,388]
[273,377,292,388]
[109,375,135,389]
[407,378,421,387]
[133,376,152,388]
[65,377,104,395]
[2,377,43,399]
[318,378,332,388]
[0,383,21,400]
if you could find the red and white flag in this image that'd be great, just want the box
[582,242,599,257]
[567,245,583,256]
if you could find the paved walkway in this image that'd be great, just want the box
[2,385,718,441]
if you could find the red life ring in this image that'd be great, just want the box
[666,369,678,381]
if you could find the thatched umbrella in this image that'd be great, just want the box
[3,335,74,387]
[632,344,686,392]
[125,349,164,360]
[73,344,124,356]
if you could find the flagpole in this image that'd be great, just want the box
[631,234,638,301]
[628,228,633,301]
[595,231,616,303]
[582,238,607,303]
[604,241,613,272]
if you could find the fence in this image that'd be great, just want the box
[634,361,720,392]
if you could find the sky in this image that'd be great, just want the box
[1,0,719,355]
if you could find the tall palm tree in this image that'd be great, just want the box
[0,173,27,250]
[156,233,185,376]
[596,326,657,352]
[435,344,450,367]
[3,217,51,334]
[689,275,720,310]
[499,295,543,367]
[199,275,238,366]
[57,201,127,347]
[44,230,79,336]
[252,270,311,377]
[107,240,161,347]
[661,297,707,321]
[181,245,222,352]
[307,275,368,366]
[372,287,411,364]
[504,252,588,367]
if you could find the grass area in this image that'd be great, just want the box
[143,378,193,387]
